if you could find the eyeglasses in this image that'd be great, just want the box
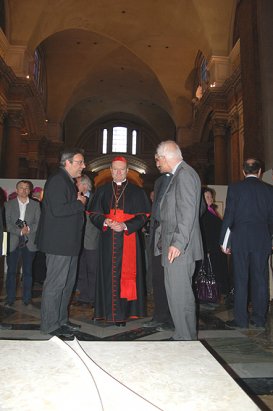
[155,155,165,161]
[71,160,85,165]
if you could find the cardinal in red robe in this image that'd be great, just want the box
[89,156,151,326]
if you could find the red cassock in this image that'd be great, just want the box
[89,180,151,323]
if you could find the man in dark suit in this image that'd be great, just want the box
[73,174,100,306]
[155,141,203,340]
[220,158,273,330]
[36,149,86,337]
[4,180,41,307]
[0,206,12,330]
[143,173,173,331]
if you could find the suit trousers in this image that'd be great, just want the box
[6,246,36,304]
[40,254,78,333]
[151,253,172,324]
[76,248,98,303]
[232,250,270,327]
[164,259,197,340]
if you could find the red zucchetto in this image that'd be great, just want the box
[112,156,127,163]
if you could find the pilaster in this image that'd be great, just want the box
[5,109,24,178]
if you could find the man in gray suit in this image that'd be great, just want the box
[155,141,203,340]
[4,180,41,307]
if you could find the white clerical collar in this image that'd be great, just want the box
[172,160,183,175]
[114,179,127,186]
[245,174,258,178]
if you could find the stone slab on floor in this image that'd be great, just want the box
[0,338,261,411]
[74,339,260,411]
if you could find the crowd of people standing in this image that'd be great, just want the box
[0,145,272,340]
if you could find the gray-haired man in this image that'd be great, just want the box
[74,174,100,306]
[155,140,203,340]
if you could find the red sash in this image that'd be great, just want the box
[106,209,137,301]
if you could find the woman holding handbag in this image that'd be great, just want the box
[198,187,230,305]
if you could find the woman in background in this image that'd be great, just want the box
[200,187,230,303]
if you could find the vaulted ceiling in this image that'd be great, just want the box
[6,0,236,145]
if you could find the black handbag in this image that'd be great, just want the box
[194,255,219,303]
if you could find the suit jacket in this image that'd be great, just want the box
[4,198,41,252]
[36,167,85,256]
[220,176,273,253]
[149,173,172,251]
[84,193,100,250]
[156,161,203,266]
[0,208,3,256]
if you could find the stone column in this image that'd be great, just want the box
[27,138,40,179]
[228,113,241,182]
[212,117,228,184]
[237,0,263,160]
[257,0,273,170]
[28,159,39,179]
[237,0,273,169]
[5,110,23,178]
[0,108,7,173]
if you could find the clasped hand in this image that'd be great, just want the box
[105,218,126,232]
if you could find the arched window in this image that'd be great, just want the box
[193,51,209,102]
[112,127,127,152]
[101,125,138,155]
[33,46,47,105]
[132,130,137,155]
[102,128,108,154]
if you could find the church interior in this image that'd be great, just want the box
[0,1,273,410]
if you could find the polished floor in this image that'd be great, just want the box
[0,271,273,411]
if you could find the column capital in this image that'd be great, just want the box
[0,106,7,124]
[210,116,228,136]
[228,113,240,134]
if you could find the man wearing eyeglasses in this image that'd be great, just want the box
[36,149,86,338]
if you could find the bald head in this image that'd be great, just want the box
[243,158,261,177]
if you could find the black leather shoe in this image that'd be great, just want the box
[115,321,126,327]
[143,319,163,328]
[249,320,265,331]
[225,320,248,330]
[4,302,14,309]
[23,301,32,306]
[62,322,81,332]
[0,323,12,330]
[156,323,175,332]
[49,326,74,338]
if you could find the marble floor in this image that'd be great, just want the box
[1,274,273,410]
